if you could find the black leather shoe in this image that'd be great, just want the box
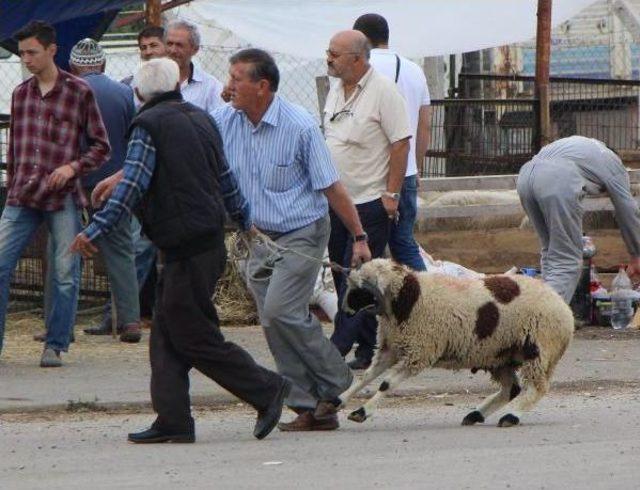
[347,357,371,371]
[253,379,292,440]
[127,427,195,444]
[83,324,117,336]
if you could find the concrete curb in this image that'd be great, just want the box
[2,378,637,416]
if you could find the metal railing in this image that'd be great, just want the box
[423,74,640,177]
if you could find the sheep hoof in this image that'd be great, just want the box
[498,414,520,427]
[348,407,367,423]
[461,410,485,426]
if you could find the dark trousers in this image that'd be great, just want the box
[329,198,390,363]
[150,243,282,433]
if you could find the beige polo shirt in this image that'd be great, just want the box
[324,67,411,204]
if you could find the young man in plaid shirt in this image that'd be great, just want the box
[0,21,110,367]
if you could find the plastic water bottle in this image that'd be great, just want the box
[582,235,596,259]
[610,265,634,330]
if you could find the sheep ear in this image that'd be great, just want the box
[391,273,421,324]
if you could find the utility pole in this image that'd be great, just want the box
[146,0,162,26]
[535,0,553,148]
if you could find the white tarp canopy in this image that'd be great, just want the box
[176,0,598,59]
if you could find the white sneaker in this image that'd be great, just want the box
[40,347,62,368]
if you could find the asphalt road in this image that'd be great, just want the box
[2,389,639,489]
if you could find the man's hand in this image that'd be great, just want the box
[91,171,123,208]
[351,241,372,268]
[627,256,640,284]
[381,194,399,221]
[47,164,76,191]
[69,232,99,258]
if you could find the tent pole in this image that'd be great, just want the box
[146,0,162,26]
[535,0,552,149]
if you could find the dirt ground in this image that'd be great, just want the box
[417,228,628,273]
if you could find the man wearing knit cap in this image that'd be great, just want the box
[67,38,142,343]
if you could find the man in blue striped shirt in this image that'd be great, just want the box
[70,58,289,443]
[212,48,371,432]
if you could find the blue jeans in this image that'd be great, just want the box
[329,198,390,363]
[388,174,426,272]
[0,195,81,354]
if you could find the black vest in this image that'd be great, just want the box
[131,91,226,258]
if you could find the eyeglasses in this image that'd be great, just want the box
[325,50,359,58]
[329,109,353,122]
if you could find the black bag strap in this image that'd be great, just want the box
[394,54,401,83]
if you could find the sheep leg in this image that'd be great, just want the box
[338,347,397,407]
[497,365,549,427]
[348,362,410,423]
[462,367,519,426]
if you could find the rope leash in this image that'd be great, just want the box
[229,230,352,283]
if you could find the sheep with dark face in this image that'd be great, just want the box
[336,259,574,427]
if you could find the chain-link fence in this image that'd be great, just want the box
[0,44,327,309]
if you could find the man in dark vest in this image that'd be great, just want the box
[70,58,289,443]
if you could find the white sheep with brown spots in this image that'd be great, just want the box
[332,259,574,427]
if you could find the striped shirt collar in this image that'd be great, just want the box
[235,94,281,128]
[260,95,280,127]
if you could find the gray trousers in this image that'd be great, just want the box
[246,215,353,411]
[517,158,584,303]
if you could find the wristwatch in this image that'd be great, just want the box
[354,232,368,242]
[383,191,400,201]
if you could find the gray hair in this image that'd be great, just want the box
[134,58,180,101]
[353,36,371,60]
[166,19,200,49]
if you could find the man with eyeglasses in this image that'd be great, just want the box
[324,30,411,371]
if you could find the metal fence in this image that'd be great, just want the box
[424,74,640,177]
[0,45,326,120]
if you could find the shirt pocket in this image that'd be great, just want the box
[346,114,376,146]
[263,159,301,193]
[48,115,72,145]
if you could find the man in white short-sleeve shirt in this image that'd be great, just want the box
[166,19,224,112]
[355,13,431,275]
[324,30,411,370]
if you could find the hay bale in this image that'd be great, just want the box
[214,233,258,326]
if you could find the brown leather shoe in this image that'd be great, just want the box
[119,323,142,343]
[278,411,339,432]
[314,400,339,419]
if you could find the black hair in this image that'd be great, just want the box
[138,25,165,44]
[14,20,56,47]
[229,48,280,92]
[353,13,389,47]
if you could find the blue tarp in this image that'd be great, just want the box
[0,0,140,69]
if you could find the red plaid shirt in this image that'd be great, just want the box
[6,68,110,211]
